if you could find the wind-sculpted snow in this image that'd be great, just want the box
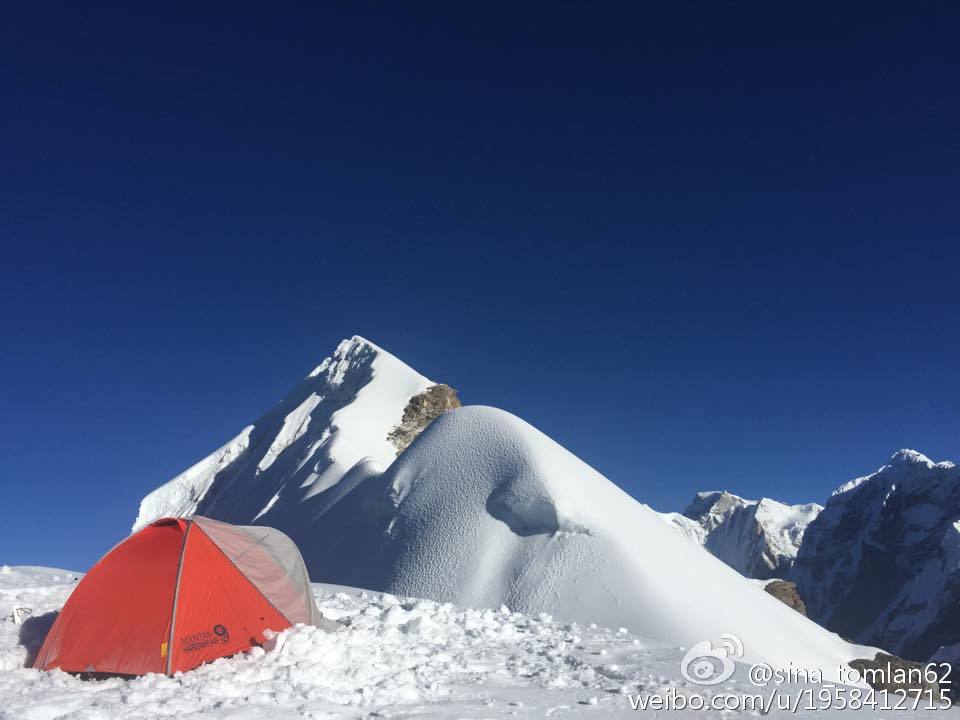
[313,406,872,679]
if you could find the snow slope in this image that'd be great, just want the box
[664,491,822,579]
[0,568,939,718]
[134,336,434,533]
[371,407,872,677]
[274,405,874,680]
[792,449,960,661]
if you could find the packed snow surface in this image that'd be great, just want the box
[0,568,944,719]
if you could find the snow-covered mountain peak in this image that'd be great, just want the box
[670,490,822,579]
[306,335,388,382]
[134,336,440,531]
[681,490,754,529]
[889,448,935,468]
[832,449,954,498]
[794,450,960,660]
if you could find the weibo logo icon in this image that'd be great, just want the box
[680,633,744,685]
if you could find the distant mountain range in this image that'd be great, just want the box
[792,449,960,661]
[658,449,960,662]
[134,336,957,665]
[659,491,822,579]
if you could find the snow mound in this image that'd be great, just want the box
[134,336,434,531]
[356,406,871,678]
[139,400,869,679]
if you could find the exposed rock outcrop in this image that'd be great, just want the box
[849,652,948,701]
[764,579,807,616]
[387,384,460,453]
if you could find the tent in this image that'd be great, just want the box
[33,515,321,676]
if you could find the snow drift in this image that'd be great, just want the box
[348,406,871,677]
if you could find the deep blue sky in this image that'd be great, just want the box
[2,3,958,570]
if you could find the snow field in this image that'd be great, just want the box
[1,576,668,718]
[2,571,954,718]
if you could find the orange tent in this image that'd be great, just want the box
[34,516,320,676]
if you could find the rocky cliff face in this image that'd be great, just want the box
[671,491,822,579]
[792,450,960,661]
[764,580,807,615]
[388,384,460,453]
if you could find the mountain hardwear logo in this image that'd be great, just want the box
[213,624,230,644]
[680,633,744,685]
[181,624,230,653]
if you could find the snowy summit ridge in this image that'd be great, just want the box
[134,336,435,531]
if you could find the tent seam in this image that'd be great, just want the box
[166,520,192,676]
[191,523,293,627]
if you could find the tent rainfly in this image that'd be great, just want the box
[34,515,321,676]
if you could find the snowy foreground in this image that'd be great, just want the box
[1,568,955,718]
